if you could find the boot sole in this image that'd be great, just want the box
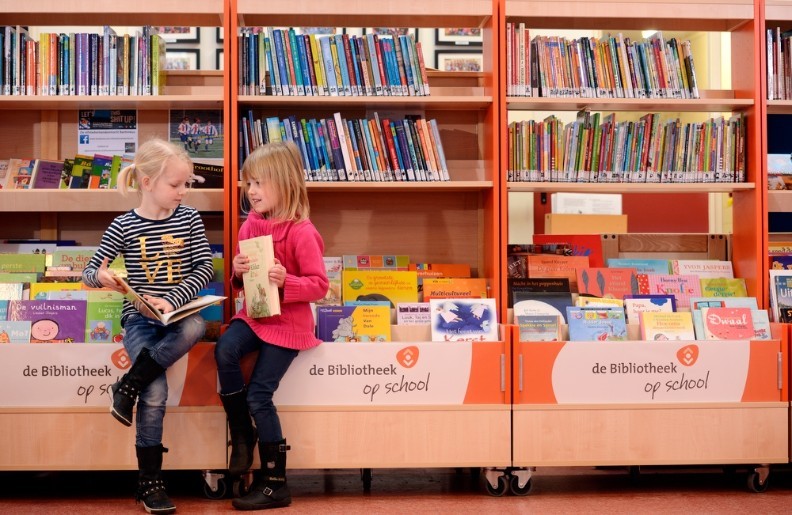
[143,503,176,515]
[232,498,291,510]
[110,406,133,426]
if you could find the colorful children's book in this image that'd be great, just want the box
[576,267,639,298]
[342,254,410,270]
[4,158,36,189]
[0,254,47,273]
[751,310,772,340]
[699,277,748,298]
[29,282,83,300]
[0,283,28,301]
[0,159,9,189]
[396,302,432,325]
[317,256,343,306]
[639,311,695,341]
[84,290,124,343]
[526,255,590,290]
[508,277,571,308]
[7,300,87,343]
[88,154,113,189]
[342,270,419,307]
[430,298,498,342]
[636,273,701,308]
[606,258,671,274]
[623,294,676,324]
[769,270,792,322]
[576,296,624,308]
[31,159,65,189]
[516,314,562,341]
[113,276,225,326]
[566,306,628,341]
[513,292,575,323]
[533,234,605,268]
[51,246,99,273]
[688,297,759,339]
[422,277,488,301]
[238,235,281,318]
[316,305,391,342]
[408,263,472,278]
[700,307,754,340]
[506,243,572,278]
[0,320,32,343]
[670,259,734,278]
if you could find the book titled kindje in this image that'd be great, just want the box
[238,235,281,318]
[429,298,498,342]
[316,305,391,342]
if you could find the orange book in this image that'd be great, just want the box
[422,277,488,301]
[527,255,590,291]
[409,263,472,279]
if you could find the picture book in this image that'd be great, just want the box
[396,302,432,325]
[0,283,28,301]
[506,243,572,278]
[4,158,35,189]
[508,277,571,307]
[31,159,64,189]
[623,294,676,324]
[316,305,391,342]
[49,246,99,272]
[45,290,89,301]
[238,235,281,318]
[769,270,792,322]
[84,290,124,343]
[699,277,748,298]
[342,255,410,271]
[533,234,605,267]
[575,296,624,308]
[0,159,9,189]
[639,311,695,341]
[408,263,472,278]
[316,256,343,306]
[0,321,32,343]
[30,282,83,300]
[689,297,759,339]
[0,253,47,273]
[566,306,628,341]
[700,307,754,340]
[88,154,113,189]
[422,277,488,301]
[636,274,701,308]
[7,300,87,343]
[770,254,792,272]
[513,292,575,323]
[68,155,93,189]
[342,270,419,307]
[0,272,39,284]
[0,300,7,320]
[670,259,734,278]
[576,267,639,298]
[751,310,772,340]
[526,255,590,290]
[113,277,225,326]
[429,298,498,342]
[516,314,562,341]
[606,258,671,274]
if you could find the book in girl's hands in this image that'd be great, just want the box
[112,277,225,326]
[238,235,281,318]
[430,298,498,342]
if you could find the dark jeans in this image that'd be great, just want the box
[215,320,298,442]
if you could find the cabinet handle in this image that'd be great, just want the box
[519,354,524,392]
[778,352,784,391]
[500,354,506,392]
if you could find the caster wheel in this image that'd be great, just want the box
[203,477,227,499]
[232,477,249,498]
[360,468,372,492]
[509,474,532,496]
[747,472,769,493]
[483,475,508,497]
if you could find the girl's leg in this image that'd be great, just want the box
[246,342,298,442]
[214,320,262,395]
[146,313,206,368]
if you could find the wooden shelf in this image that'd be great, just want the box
[236,0,493,28]
[507,95,753,113]
[0,94,223,111]
[505,0,753,31]
[766,100,792,114]
[765,1,792,23]
[507,182,755,193]
[307,181,493,192]
[240,88,493,110]
[0,189,225,212]
[768,190,792,213]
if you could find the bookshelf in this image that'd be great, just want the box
[229,0,511,474]
[501,0,787,490]
[0,1,230,472]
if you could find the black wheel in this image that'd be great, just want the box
[232,477,249,498]
[509,474,532,496]
[747,472,769,493]
[483,475,508,497]
[203,477,228,499]
[361,468,372,492]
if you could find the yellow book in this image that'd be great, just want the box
[309,34,326,95]
[316,305,391,342]
[342,270,418,306]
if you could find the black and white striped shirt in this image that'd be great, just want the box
[83,205,214,324]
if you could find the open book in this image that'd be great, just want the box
[113,277,226,325]
[238,235,281,317]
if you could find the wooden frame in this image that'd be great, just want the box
[435,27,483,46]
[166,49,200,71]
[435,49,484,72]
[154,26,200,43]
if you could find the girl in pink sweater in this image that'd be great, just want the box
[215,141,328,510]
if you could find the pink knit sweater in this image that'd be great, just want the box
[231,212,329,350]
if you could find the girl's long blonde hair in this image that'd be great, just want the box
[242,141,309,222]
[116,138,193,195]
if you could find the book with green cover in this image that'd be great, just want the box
[238,235,280,318]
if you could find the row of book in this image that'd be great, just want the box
[240,112,449,182]
[768,239,792,322]
[767,27,792,101]
[0,26,166,97]
[506,25,700,99]
[239,28,430,97]
[507,111,746,183]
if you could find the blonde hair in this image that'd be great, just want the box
[116,138,193,195]
[241,141,309,222]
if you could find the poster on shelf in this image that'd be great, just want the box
[77,110,138,156]
[0,343,219,408]
[518,338,783,404]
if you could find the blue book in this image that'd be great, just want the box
[398,120,422,180]
[358,120,381,180]
[365,34,383,95]
[263,36,277,95]
[309,120,330,179]
[334,34,352,96]
[286,29,305,95]
[299,118,319,172]
[346,119,366,179]
[272,29,291,95]
[566,306,628,341]
[0,320,31,343]
[319,36,338,96]
[294,32,313,96]
[399,35,416,96]
[346,35,362,96]
[382,38,400,95]
[314,120,335,180]
[607,258,670,274]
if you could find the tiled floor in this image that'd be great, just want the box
[1,465,791,514]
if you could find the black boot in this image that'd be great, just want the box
[111,348,166,426]
[232,440,291,510]
[220,389,257,476]
[136,445,176,515]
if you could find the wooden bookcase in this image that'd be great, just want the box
[0,0,231,470]
[501,0,787,492]
[228,0,510,472]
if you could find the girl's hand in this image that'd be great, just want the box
[233,253,251,279]
[97,258,126,293]
[269,258,286,288]
[143,295,175,314]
